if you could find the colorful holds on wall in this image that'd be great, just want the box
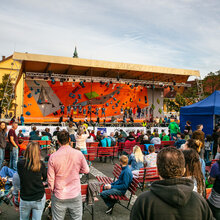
[115,103,118,107]
[113,97,116,101]
[30,87,33,91]
[69,93,75,98]
[72,86,80,93]
[78,94,82,99]
[27,93,32,98]
[25,111,31,116]
[38,99,42,104]
[117,91,120,95]
[24,104,27,108]
[106,103,109,106]
[51,78,56,85]
[34,80,40,86]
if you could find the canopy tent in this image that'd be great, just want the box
[180,90,220,135]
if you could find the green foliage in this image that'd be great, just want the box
[157,98,160,104]
[164,93,186,113]
[203,71,220,96]
[158,108,162,114]
[151,104,155,110]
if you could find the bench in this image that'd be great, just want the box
[97,146,118,163]
[161,141,175,146]
[85,145,98,162]
[138,167,159,191]
[96,163,139,210]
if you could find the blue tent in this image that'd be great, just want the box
[180,90,220,135]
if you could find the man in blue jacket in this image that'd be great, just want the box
[100,155,133,214]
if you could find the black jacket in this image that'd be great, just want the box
[0,131,6,149]
[130,178,214,220]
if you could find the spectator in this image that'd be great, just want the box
[181,139,206,178]
[29,130,41,141]
[126,132,135,142]
[161,132,170,141]
[9,116,16,125]
[29,126,37,137]
[150,133,161,145]
[8,122,19,171]
[96,130,103,143]
[174,133,186,149]
[20,114,24,126]
[101,133,111,147]
[67,122,77,143]
[45,128,52,141]
[140,135,151,145]
[18,130,24,138]
[130,147,214,220]
[168,119,180,140]
[182,149,205,195]
[192,124,205,159]
[117,134,125,143]
[41,131,50,149]
[47,130,89,219]
[184,120,192,139]
[109,132,116,146]
[215,138,220,159]
[75,125,89,154]
[204,135,213,162]
[212,126,220,158]
[145,145,157,167]
[53,127,60,137]
[90,130,96,140]
[0,122,7,168]
[44,147,56,162]
[207,159,220,219]
[59,115,63,125]
[120,129,127,138]
[128,146,144,176]
[17,142,47,219]
[100,155,133,215]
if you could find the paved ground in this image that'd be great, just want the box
[0,158,146,220]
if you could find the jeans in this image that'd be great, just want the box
[170,133,177,140]
[0,166,16,178]
[10,147,18,171]
[51,193,82,220]
[0,148,5,168]
[100,188,124,208]
[20,194,46,220]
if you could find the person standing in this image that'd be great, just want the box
[75,126,89,154]
[101,105,106,118]
[130,147,214,220]
[47,130,89,220]
[67,105,71,116]
[9,122,19,171]
[0,122,7,168]
[17,142,47,220]
[212,126,220,158]
[168,119,180,140]
[20,114,24,126]
[60,104,65,115]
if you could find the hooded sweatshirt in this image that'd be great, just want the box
[130,178,214,220]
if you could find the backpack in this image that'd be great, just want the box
[109,136,116,146]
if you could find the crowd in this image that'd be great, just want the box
[0,118,219,219]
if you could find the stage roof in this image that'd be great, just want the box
[11,52,199,83]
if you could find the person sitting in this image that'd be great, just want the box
[109,132,116,146]
[161,132,170,141]
[128,146,144,177]
[117,134,126,143]
[29,126,37,137]
[100,155,133,215]
[126,132,135,142]
[140,135,151,145]
[101,133,111,147]
[145,145,157,167]
[182,149,204,195]
[90,130,96,140]
[130,147,214,220]
[96,131,103,145]
[174,133,186,149]
[150,133,161,145]
[29,130,41,141]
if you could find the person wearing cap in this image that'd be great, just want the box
[101,133,111,147]
[141,135,151,145]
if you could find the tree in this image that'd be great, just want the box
[203,71,220,96]
[164,93,186,113]
[0,74,15,114]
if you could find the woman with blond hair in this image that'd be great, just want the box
[17,142,47,220]
[128,146,144,177]
[75,125,89,154]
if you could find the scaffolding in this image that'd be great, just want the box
[196,77,204,101]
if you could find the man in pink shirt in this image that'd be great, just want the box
[47,130,89,220]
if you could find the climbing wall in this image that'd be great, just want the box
[23,79,149,121]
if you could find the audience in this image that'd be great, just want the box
[130,147,214,220]
[29,126,37,137]
[128,146,144,177]
[75,125,89,154]
[150,132,161,145]
[48,130,89,219]
[174,133,186,149]
[182,149,205,195]
[100,155,133,215]
[145,145,157,167]
[0,122,7,168]
[140,135,151,145]
[17,142,47,220]
[101,133,111,147]
[29,130,41,141]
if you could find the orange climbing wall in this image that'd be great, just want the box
[23,79,149,122]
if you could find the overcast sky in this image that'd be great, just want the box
[1,0,220,78]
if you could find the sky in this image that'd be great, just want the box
[1,0,220,79]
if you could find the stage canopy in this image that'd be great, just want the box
[180,90,220,135]
[12,52,200,84]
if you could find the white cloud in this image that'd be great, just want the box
[0,0,220,78]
